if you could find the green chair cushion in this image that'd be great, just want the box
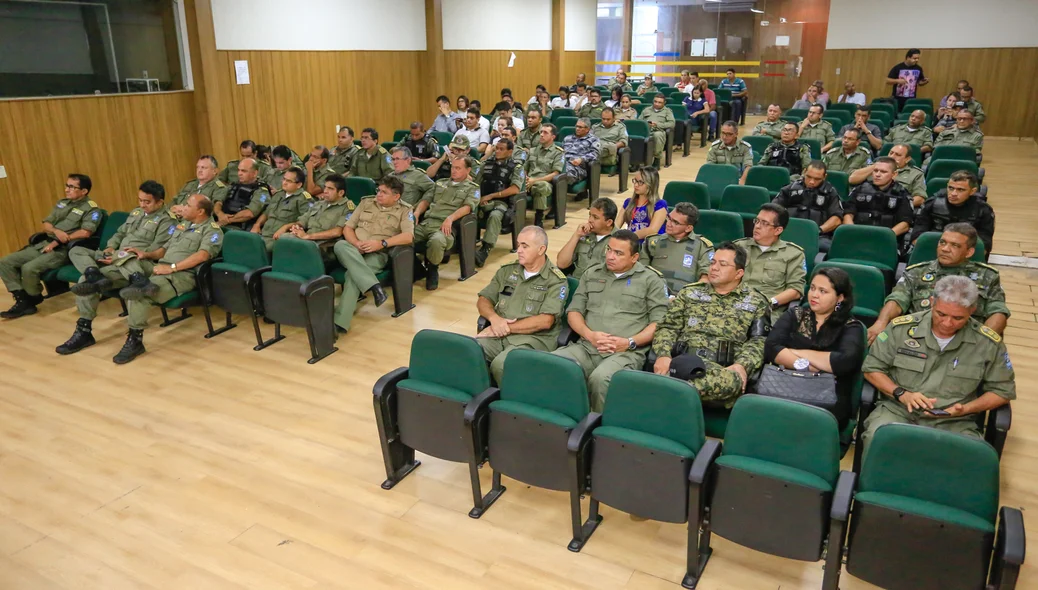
[570,180,588,194]
[408,330,490,398]
[703,407,730,438]
[55,265,81,283]
[855,492,995,533]
[398,378,473,403]
[163,291,198,309]
[263,270,309,283]
[490,400,578,429]
[595,425,696,457]
[716,455,833,492]
[601,370,705,454]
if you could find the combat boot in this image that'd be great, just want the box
[56,318,96,355]
[369,284,388,307]
[533,210,544,228]
[113,328,145,364]
[119,272,158,300]
[425,263,439,291]
[71,267,113,296]
[0,290,41,319]
[474,242,492,268]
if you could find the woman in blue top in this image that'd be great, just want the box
[683,86,711,125]
[621,166,667,238]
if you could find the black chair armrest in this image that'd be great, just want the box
[557,325,580,348]
[299,274,335,298]
[688,439,722,486]
[999,506,1026,566]
[987,403,1012,458]
[372,367,409,444]
[373,366,409,399]
[66,236,100,252]
[830,470,857,521]
[463,386,501,426]
[853,382,879,472]
[28,232,51,246]
[477,315,489,333]
[566,412,603,454]
[195,257,218,304]
[243,265,272,313]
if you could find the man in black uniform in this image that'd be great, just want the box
[213,157,272,231]
[400,121,440,164]
[474,138,525,267]
[842,156,913,240]
[911,170,994,255]
[772,160,843,252]
[758,122,812,179]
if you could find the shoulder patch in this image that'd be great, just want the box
[168,211,177,219]
[891,315,917,326]
[210,222,220,229]
[978,324,1002,343]
[87,200,98,208]
[786,241,804,252]
[975,262,997,272]
[710,139,721,146]
[905,261,928,270]
[551,266,566,280]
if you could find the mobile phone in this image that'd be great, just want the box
[925,408,951,417]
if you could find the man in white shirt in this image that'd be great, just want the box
[469,100,490,132]
[836,81,866,106]
[492,101,525,132]
[454,108,491,152]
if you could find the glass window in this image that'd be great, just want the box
[595,2,624,85]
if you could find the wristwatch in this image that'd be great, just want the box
[628,338,637,351]
[793,358,810,371]
[770,297,780,309]
[892,387,906,401]
[381,240,388,249]
[171,263,177,272]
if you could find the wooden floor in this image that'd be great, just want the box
[2,119,1036,589]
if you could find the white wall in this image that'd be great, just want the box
[442,0,552,50]
[211,0,426,51]
[564,0,597,51]
[827,0,1038,49]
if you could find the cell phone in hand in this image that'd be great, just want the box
[925,408,951,417]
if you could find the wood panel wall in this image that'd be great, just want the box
[562,51,597,88]
[444,51,552,111]
[820,47,1038,138]
[0,92,199,256]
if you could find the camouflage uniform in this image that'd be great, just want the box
[415,179,480,264]
[753,119,785,140]
[525,142,565,212]
[328,144,360,175]
[706,139,754,173]
[563,132,601,181]
[822,146,873,174]
[641,233,714,296]
[886,260,1009,322]
[885,125,934,154]
[391,166,436,207]
[591,121,628,166]
[638,106,676,162]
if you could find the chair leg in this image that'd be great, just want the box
[821,513,849,590]
[159,306,191,327]
[205,309,237,339]
[682,482,712,589]
[467,466,505,519]
[302,284,338,364]
[254,320,284,351]
[372,390,422,490]
[568,496,602,552]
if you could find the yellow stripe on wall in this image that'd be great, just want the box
[596,61,761,67]
[595,72,760,79]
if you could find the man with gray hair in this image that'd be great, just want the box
[861,274,1015,451]
[563,118,601,185]
[476,225,568,384]
[388,146,436,206]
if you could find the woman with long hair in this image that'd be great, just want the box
[456,95,469,113]
[621,166,667,238]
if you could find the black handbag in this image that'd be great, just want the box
[756,364,839,414]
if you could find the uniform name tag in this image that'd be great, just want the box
[896,348,927,359]
[682,254,694,268]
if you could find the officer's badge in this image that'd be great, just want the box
[345,213,352,221]
[743,295,753,303]
[131,210,141,216]
[887,198,898,209]
[922,273,935,282]
[117,250,128,258]
[920,298,931,308]
[863,195,872,203]
[509,273,519,282]
[688,317,699,328]
[969,272,979,281]
[877,332,888,342]
[905,339,920,348]
[174,224,185,232]
[816,195,826,207]
[57,202,67,208]
[474,190,481,199]
[559,285,567,300]
[91,211,100,221]
[682,254,694,268]
[385,155,392,165]
[408,211,415,223]
[210,233,219,243]
[525,303,534,313]
[802,259,808,272]
[708,251,714,261]
[260,194,268,203]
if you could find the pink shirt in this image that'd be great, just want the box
[703,88,716,106]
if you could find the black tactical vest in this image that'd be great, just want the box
[784,181,832,226]
[930,191,981,231]
[403,137,436,159]
[851,182,906,228]
[654,237,705,294]
[768,142,806,176]
[223,182,265,215]
[480,158,519,195]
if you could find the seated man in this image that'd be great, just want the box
[399,121,439,163]
[304,145,336,197]
[553,230,668,410]
[791,84,824,110]
[718,68,748,123]
[563,118,601,186]
[251,166,315,252]
[869,223,1008,343]
[474,138,525,267]
[884,109,934,156]
[591,108,628,171]
[492,101,525,132]
[517,108,544,151]
[835,81,866,106]
[773,160,843,251]
[637,74,657,96]
[735,203,807,322]
[388,146,436,206]
[652,241,770,408]
[332,177,413,333]
[842,157,913,239]
[912,171,994,254]
[328,126,360,174]
[412,157,480,290]
[758,123,812,180]
[110,194,224,364]
[0,174,101,319]
[850,143,927,207]
[706,120,754,184]
[934,110,984,163]
[638,95,676,167]
[476,226,567,383]
[557,198,617,278]
[578,88,607,119]
[821,128,872,174]
[861,275,1014,451]
[267,145,294,196]
[960,85,986,125]
[430,95,461,134]
[608,70,633,93]
[285,174,354,262]
[213,158,271,231]
[173,155,227,213]
[218,139,272,184]
[641,202,714,296]
[797,104,835,148]
[524,124,565,227]
[828,106,882,154]
[426,135,471,182]
[752,104,785,140]
[58,181,176,353]
[350,128,394,181]
[454,108,491,152]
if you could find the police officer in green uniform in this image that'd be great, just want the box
[578,88,606,119]
[107,194,224,364]
[822,128,872,173]
[652,241,771,408]
[267,146,295,201]
[752,104,785,140]
[885,110,934,156]
[399,122,440,163]
[305,145,336,197]
[706,120,754,183]
[759,123,813,179]
[638,95,676,166]
[608,70,633,93]
[869,224,1008,345]
[641,201,713,296]
[554,230,669,410]
[213,158,272,231]
[861,275,1015,452]
[525,124,565,227]
[218,139,273,185]
[557,198,617,278]
[851,143,927,207]
[332,177,414,333]
[0,173,101,319]
[328,126,360,175]
[173,155,227,211]
[251,166,314,252]
[517,108,544,151]
[388,146,436,207]
[284,174,354,262]
[591,109,628,168]
[934,110,984,161]
[413,157,480,290]
[798,105,836,148]
[960,87,986,125]
[912,172,995,254]
[734,204,807,323]
[350,128,394,181]
[476,226,567,383]
[475,138,526,267]
[843,157,914,241]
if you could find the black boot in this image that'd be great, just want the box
[425,263,439,291]
[56,318,96,355]
[0,290,40,319]
[533,210,544,228]
[113,328,145,364]
[474,243,492,268]
[370,284,388,307]
[119,272,158,300]
[71,267,113,296]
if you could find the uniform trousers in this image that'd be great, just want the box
[0,245,68,296]
[478,339,552,385]
[478,201,508,247]
[528,181,553,212]
[691,360,745,408]
[650,130,667,161]
[332,240,388,331]
[414,221,453,265]
[599,143,618,166]
[553,339,645,411]
[125,271,198,329]
[68,246,155,320]
[862,400,982,457]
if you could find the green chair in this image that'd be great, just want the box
[551,108,576,122]
[743,135,774,164]
[926,176,950,198]
[779,115,801,124]
[660,87,681,97]
[623,119,655,170]
[662,181,711,211]
[392,130,409,143]
[830,424,1024,590]
[431,131,454,147]
[826,225,899,289]
[203,231,271,343]
[926,158,978,182]
[879,142,922,166]
[696,210,744,245]
[639,91,660,105]
[695,395,853,589]
[802,138,822,159]
[869,102,896,118]
[823,116,845,132]
[867,119,889,136]
[783,218,820,275]
[258,238,337,363]
[668,105,697,154]
[599,146,631,195]
[827,170,850,200]
[327,240,416,318]
[785,108,810,120]
[903,97,934,110]
[557,126,576,142]
[930,145,977,163]
[828,109,853,127]
[655,81,670,88]
[43,210,124,296]
[554,116,578,129]
[827,102,858,117]
[745,165,791,198]
[380,141,397,152]
[869,111,893,128]
[908,232,986,266]
[633,103,651,115]
[695,163,740,209]
[565,155,602,210]
[345,177,377,206]
[713,87,733,122]
[813,261,885,323]
[372,329,504,517]
[719,185,770,237]
[413,160,431,171]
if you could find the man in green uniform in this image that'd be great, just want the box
[173,155,227,213]
[332,176,414,333]
[57,181,177,354]
[304,145,336,197]
[285,174,354,262]
[885,110,934,157]
[251,166,314,252]
[868,224,1008,344]
[759,123,813,179]
[553,230,669,410]
[350,128,394,181]
[861,275,1015,452]
[608,70,633,93]
[734,204,807,323]
[822,128,872,174]
[413,157,480,290]
[652,242,770,407]
[557,198,617,278]
[500,127,529,167]
[328,126,360,175]
[706,121,754,183]
[388,146,436,206]
[960,86,986,125]
[525,124,565,227]
[426,135,472,182]
[517,108,544,151]
[213,158,272,231]
[267,146,294,199]
[934,110,984,160]
[476,226,567,383]
[641,202,714,296]
[578,88,606,119]
[850,143,927,207]
[638,95,676,166]
[108,194,224,364]
[752,104,785,140]
[1,173,101,319]
[475,138,525,267]
[591,108,628,168]
[798,104,835,147]
[218,139,273,184]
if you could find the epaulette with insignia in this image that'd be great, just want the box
[824,147,839,155]
[978,324,1002,343]
[553,145,564,152]
[740,140,752,148]
[908,165,923,173]
[710,139,721,146]
[302,191,313,199]
[216,180,226,187]
[210,222,220,229]
[975,262,997,271]
[699,236,713,248]
[551,266,566,280]
[647,265,664,277]
[891,315,917,326]
[905,261,929,270]
[377,146,389,154]
[88,200,98,208]
[786,241,804,251]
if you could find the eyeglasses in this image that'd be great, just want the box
[391,156,409,162]
[752,218,778,228]
[65,184,80,189]
[631,178,646,185]
[666,215,688,225]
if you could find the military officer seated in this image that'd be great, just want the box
[861,275,1015,452]
[851,144,927,208]
[524,123,565,228]
[426,134,472,182]
[304,145,336,197]
[284,174,354,262]
[213,158,272,231]
[553,230,669,411]
[842,157,914,239]
[250,166,315,252]
[773,160,843,251]
[517,108,544,151]
[735,204,807,322]
[173,155,226,215]
[328,126,360,175]
[638,95,676,167]
[476,226,567,384]
[797,104,835,148]
[563,118,601,186]
[868,223,1008,344]
[591,108,628,172]
[350,128,394,182]
[399,121,439,164]
[474,139,525,268]
[934,110,984,163]
[758,123,812,179]
[884,110,934,157]
[1,173,101,319]
[578,88,607,119]
[218,139,272,185]
[959,86,986,125]
[389,146,436,207]
[557,197,618,278]
[705,121,754,184]
[912,171,994,255]
[652,241,771,408]
[827,106,882,154]
[267,145,294,196]
[821,128,872,174]
[641,202,714,296]
[752,104,785,140]
[412,157,480,290]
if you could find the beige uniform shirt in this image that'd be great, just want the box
[346,197,415,242]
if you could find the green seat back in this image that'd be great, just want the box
[551,108,576,122]
[908,232,986,266]
[813,261,886,317]
[220,230,269,269]
[662,181,711,210]
[722,395,840,489]
[870,111,892,125]
[555,116,578,129]
[903,98,934,109]
[407,329,490,399]
[861,424,999,528]
[784,108,809,120]
[346,177,377,205]
[828,225,899,272]
[783,218,820,274]
[822,116,844,131]
[827,103,858,115]
[926,176,949,198]
[696,210,744,244]
[270,237,325,281]
[558,126,576,141]
[779,115,801,124]
[694,163,740,208]
[829,110,853,127]
[413,160,431,171]
[713,88,732,101]
[98,211,129,249]
[599,370,705,456]
[719,185,769,215]
[867,120,889,137]
[431,131,453,146]
[564,277,579,309]
[745,166,791,194]
[393,130,409,143]
[668,105,690,122]
[926,159,978,182]
[878,142,922,167]
[660,87,680,97]
[640,91,659,104]
[499,349,589,424]
[869,103,895,117]
[930,145,976,163]
[801,138,822,159]
[742,135,773,164]
[655,81,670,88]
[827,170,850,200]
[624,119,651,138]
[634,103,650,115]
[380,142,397,151]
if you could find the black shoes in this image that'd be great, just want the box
[1,290,42,319]
[71,267,113,296]
[113,328,145,364]
[425,263,439,291]
[533,210,544,228]
[119,272,158,300]
[475,243,492,268]
[56,318,96,355]
[370,284,388,307]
